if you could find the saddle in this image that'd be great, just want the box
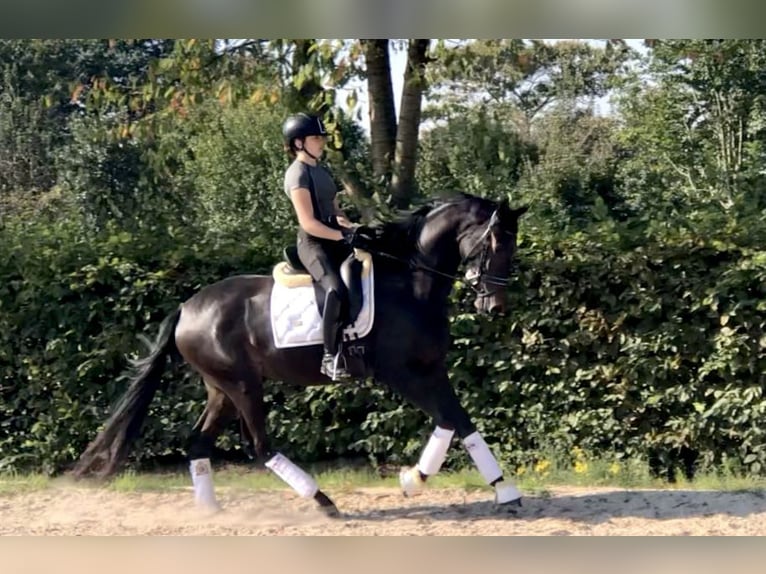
[274,245,369,325]
[270,246,375,354]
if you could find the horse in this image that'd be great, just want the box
[73,192,528,516]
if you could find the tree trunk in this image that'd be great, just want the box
[361,39,397,188]
[390,39,430,209]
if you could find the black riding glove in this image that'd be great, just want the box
[341,226,375,250]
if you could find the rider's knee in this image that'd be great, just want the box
[324,279,347,302]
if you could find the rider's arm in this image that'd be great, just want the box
[290,187,345,241]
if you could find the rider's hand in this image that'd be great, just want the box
[341,226,376,250]
[335,215,353,228]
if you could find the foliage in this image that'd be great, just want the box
[514,109,627,235]
[3,200,764,477]
[428,39,635,132]
[616,39,766,217]
[446,221,766,476]
[416,105,532,201]
[177,100,294,254]
[0,209,272,474]
[0,66,56,197]
[0,39,178,203]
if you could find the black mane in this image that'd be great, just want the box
[373,192,498,257]
[374,204,431,257]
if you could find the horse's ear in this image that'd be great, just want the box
[512,205,529,219]
[496,196,511,220]
[496,199,527,227]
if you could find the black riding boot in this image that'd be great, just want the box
[320,288,351,381]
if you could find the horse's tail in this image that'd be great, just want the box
[72,307,183,480]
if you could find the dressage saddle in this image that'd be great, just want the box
[282,245,365,326]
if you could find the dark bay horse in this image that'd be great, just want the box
[73,192,528,516]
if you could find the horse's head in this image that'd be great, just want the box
[459,197,528,314]
[375,193,527,314]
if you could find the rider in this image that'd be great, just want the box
[282,112,369,381]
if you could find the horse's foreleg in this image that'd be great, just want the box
[399,425,454,496]
[393,372,467,496]
[395,373,522,506]
[461,431,522,505]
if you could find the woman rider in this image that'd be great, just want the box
[282,112,370,380]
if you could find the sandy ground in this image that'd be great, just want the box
[2,484,766,535]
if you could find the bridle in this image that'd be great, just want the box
[366,208,513,297]
[458,209,514,297]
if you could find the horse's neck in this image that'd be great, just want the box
[418,205,465,269]
[410,207,463,302]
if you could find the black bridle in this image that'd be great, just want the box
[458,209,514,296]
[366,209,512,297]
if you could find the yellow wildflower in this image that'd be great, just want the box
[534,459,551,475]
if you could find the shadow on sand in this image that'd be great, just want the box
[337,488,766,524]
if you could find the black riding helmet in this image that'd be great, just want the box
[282,113,327,152]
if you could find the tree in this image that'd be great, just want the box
[0,39,179,212]
[417,40,634,233]
[322,38,432,209]
[618,39,766,214]
[426,39,634,137]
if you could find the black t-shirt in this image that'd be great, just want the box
[283,159,338,224]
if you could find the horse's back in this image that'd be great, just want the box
[177,273,272,337]
[184,273,272,309]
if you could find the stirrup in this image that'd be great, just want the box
[321,351,351,381]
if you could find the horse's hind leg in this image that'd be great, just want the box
[187,381,238,511]
[228,372,340,518]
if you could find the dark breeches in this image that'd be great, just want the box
[296,230,352,354]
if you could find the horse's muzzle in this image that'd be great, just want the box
[474,292,506,314]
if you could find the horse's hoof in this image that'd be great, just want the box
[195,501,223,515]
[314,490,340,518]
[319,503,341,518]
[399,466,425,498]
[498,497,522,508]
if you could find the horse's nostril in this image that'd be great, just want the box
[489,302,505,314]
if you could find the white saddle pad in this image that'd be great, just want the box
[270,257,375,349]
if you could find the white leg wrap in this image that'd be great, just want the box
[462,431,503,484]
[462,432,522,505]
[399,465,425,497]
[494,481,523,504]
[265,453,319,498]
[189,458,220,511]
[417,426,455,475]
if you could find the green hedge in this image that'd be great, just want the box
[448,227,766,476]
[1,214,764,478]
